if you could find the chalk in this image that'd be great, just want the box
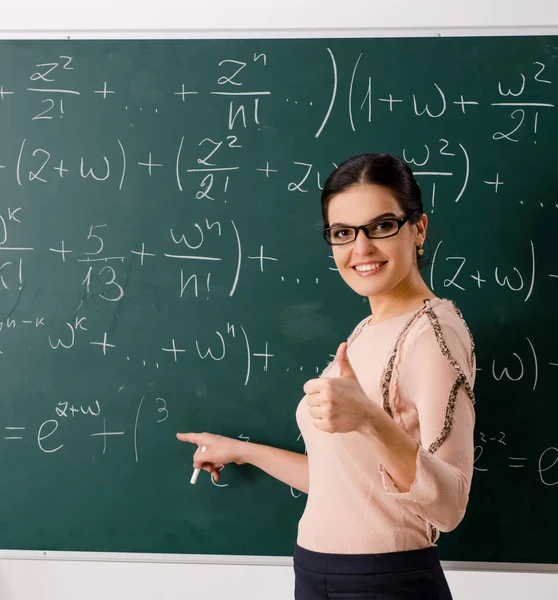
[190,445,207,484]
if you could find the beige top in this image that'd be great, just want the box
[295,297,476,554]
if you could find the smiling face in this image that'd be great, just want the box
[327,183,427,299]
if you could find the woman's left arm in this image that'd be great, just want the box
[359,319,476,533]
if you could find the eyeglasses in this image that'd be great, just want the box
[323,211,418,246]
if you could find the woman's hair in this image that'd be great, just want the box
[321,153,427,269]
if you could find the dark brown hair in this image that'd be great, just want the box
[321,153,427,269]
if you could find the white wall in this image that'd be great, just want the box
[1,0,558,32]
[1,1,558,598]
[2,558,558,600]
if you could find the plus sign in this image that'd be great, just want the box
[0,86,14,100]
[94,82,115,99]
[137,153,163,176]
[49,240,73,262]
[453,95,479,114]
[162,339,185,362]
[131,242,156,266]
[471,271,487,288]
[91,418,124,454]
[378,95,403,112]
[54,160,69,178]
[174,84,199,101]
[248,245,278,272]
[253,342,274,372]
[256,162,278,177]
[90,332,116,355]
[484,174,504,193]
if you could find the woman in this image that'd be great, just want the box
[177,153,476,599]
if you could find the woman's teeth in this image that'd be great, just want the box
[354,263,385,272]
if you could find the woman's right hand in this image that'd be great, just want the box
[176,431,246,482]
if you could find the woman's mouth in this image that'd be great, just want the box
[351,262,387,276]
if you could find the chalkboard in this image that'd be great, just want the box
[0,35,557,566]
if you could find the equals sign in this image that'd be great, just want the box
[4,427,25,440]
[509,457,527,468]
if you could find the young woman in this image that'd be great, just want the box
[178,153,476,599]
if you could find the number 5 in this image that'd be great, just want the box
[86,224,107,255]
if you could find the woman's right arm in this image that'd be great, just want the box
[240,442,309,494]
[177,432,309,494]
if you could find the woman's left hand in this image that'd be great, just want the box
[303,342,378,434]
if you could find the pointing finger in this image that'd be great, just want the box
[176,432,200,445]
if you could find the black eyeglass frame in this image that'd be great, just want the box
[322,210,419,246]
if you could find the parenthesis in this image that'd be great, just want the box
[0,214,6,245]
[525,337,538,391]
[176,136,184,192]
[430,240,443,291]
[348,52,363,133]
[315,48,338,139]
[525,240,535,302]
[16,138,26,187]
[116,138,126,190]
[454,143,469,203]
[211,468,229,488]
[229,219,242,297]
[240,325,251,386]
[134,395,145,464]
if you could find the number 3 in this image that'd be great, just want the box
[155,397,168,423]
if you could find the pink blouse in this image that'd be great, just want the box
[295,297,476,554]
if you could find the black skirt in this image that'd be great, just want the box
[293,543,453,599]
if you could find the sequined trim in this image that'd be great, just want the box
[427,521,439,545]
[424,306,476,407]
[380,303,433,418]
[380,297,475,428]
[428,375,464,454]
[445,299,476,373]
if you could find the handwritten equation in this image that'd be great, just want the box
[2,392,167,463]
[474,429,558,488]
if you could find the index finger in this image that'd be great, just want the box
[176,432,201,445]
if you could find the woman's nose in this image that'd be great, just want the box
[353,228,376,253]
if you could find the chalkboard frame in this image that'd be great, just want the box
[1,28,558,572]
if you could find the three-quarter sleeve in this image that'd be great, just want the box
[377,308,476,533]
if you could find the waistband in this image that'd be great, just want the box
[293,544,441,575]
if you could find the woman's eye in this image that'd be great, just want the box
[333,228,351,239]
[373,220,396,232]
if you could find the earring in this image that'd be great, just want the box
[417,244,424,256]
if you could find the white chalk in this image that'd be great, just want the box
[190,445,207,484]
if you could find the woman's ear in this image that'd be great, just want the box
[416,213,428,244]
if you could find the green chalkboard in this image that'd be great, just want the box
[0,35,557,565]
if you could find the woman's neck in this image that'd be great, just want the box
[367,276,435,324]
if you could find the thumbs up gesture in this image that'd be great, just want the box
[303,342,377,434]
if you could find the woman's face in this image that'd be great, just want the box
[327,183,427,299]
